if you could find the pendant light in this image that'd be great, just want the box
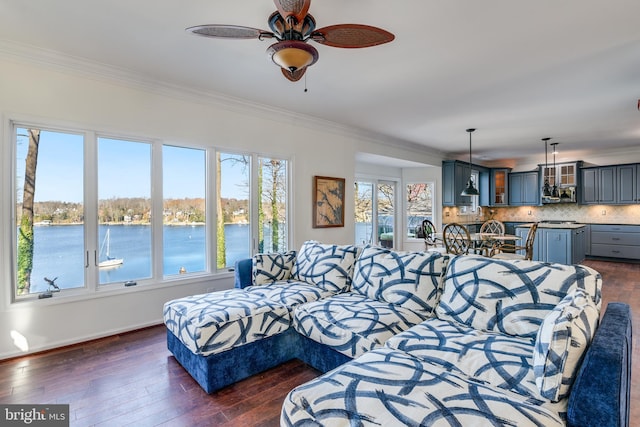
[550,142,560,199]
[542,137,552,197]
[461,128,479,196]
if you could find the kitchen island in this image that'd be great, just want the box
[515,222,587,265]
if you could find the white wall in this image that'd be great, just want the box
[0,53,442,358]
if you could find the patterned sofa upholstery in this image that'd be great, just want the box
[292,246,449,359]
[163,241,360,393]
[164,245,632,426]
[282,255,632,427]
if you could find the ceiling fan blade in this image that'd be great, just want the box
[273,0,311,23]
[312,24,394,48]
[281,66,306,82]
[186,24,273,40]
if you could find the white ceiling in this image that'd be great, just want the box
[1,0,639,164]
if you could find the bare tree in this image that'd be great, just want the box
[262,159,286,252]
[216,152,225,269]
[216,153,250,267]
[377,183,394,216]
[354,182,373,223]
[17,129,40,295]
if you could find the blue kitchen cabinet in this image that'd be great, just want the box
[442,161,472,207]
[509,171,539,206]
[515,225,586,264]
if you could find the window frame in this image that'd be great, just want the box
[4,118,292,305]
[405,181,436,242]
[354,176,399,248]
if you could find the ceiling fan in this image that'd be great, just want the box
[186,0,395,82]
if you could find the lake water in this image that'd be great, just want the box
[26,224,252,293]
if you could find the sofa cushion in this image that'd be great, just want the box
[246,281,336,308]
[281,347,566,427]
[351,246,448,314]
[533,288,599,402]
[163,289,291,357]
[386,317,540,399]
[252,251,297,285]
[436,256,602,339]
[292,241,360,293]
[293,293,430,358]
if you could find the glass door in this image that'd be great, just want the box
[354,180,396,248]
[377,182,395,248]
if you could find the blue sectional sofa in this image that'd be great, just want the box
[163,241,632,427]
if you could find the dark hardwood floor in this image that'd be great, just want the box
[1,258,637,426]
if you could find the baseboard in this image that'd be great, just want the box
[0,319,163,361]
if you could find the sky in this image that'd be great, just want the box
[15,128,248,203]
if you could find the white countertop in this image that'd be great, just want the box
[516,222,586,229]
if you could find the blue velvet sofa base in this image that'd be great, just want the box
[167,326,352,394]
[295,335,352,374]
[568,302,632,427]
[167,327,302,394]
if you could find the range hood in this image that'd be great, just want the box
[542,186,577,204]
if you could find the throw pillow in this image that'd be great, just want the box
[351,246,448,315]
[533,288,599,402]
[292,241,360,292]
[252,251,297,285]
[435,256,602,338]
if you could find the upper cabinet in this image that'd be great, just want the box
[489,168,510,206]
[580,164,639,205]
[442,158,640,207]
[443,160,492,207]
[540,161,581,204]
[442,161,472,206]
[580,167,598,204]
[508,171,540,206]
[442,161,508,207]
[617,164,640,204]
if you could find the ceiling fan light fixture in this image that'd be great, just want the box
[267,40,318,73]
[189,0,393,82]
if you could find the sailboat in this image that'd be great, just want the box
[99,229,123,268]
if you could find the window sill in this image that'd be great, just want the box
[8,271,234,309]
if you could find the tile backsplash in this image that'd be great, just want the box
[443,204,640,225]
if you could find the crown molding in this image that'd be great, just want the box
[0,39,444,161]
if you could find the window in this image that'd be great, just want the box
[10,121,291,300]
[459,171,481,214]
[98,137,152,284]
[216,153,290,268]
[355,181,374,246]
[217,152,250,269]
[15,128,85,295]
[163,145,207,276]
[377,182,395,248]
[354,180,396,248]
[259,157,288,253]
[470,170,480,212]
[406,182,434,238]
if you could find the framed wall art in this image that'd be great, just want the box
[313,175,345,228]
